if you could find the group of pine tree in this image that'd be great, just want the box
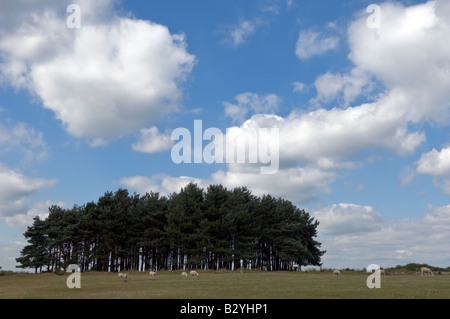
[16,183,325,273]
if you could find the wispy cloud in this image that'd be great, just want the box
[0,122,49,165]
[0,164,56,218]
[223,92,281,124]
[398,165,416,187]
[295,29,339,60]
[260,4,279,15]
[292,81,307,93]
[222,18,266,47]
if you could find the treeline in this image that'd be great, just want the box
[16,183,324,273]
[390,263,450,272]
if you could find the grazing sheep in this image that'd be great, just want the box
[149,271,157,278]
[190,270,199,277]
[333,269,342,276]
[181,271,188,279]
[118,272,128,282]
[421,267,434,276]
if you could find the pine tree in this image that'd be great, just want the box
[16,216,50,273]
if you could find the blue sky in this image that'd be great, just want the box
[1,0,450,271]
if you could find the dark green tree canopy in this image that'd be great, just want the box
[17,183,325,273]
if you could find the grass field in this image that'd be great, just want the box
[1,270,449,299]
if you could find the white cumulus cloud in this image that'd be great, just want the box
[132,127,174,153]
[416,147,450,177]
[347,0,450,124]
[416,146,450,193]
[0,0,196,144]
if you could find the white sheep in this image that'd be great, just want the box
[181,271,188,279]
[333,269,342,276]
[421,267,434,276]
[190,270,199,277]
[118,272,128,282]
[149,271,157,278]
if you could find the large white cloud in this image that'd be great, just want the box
[218,100,424,170]
[303,0,450,170]
[280,93,425,164]
[0,0,196,144]
[347,0,450,124]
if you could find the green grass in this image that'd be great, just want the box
[1,270,449,299]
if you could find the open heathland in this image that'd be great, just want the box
[1,270,449,299]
